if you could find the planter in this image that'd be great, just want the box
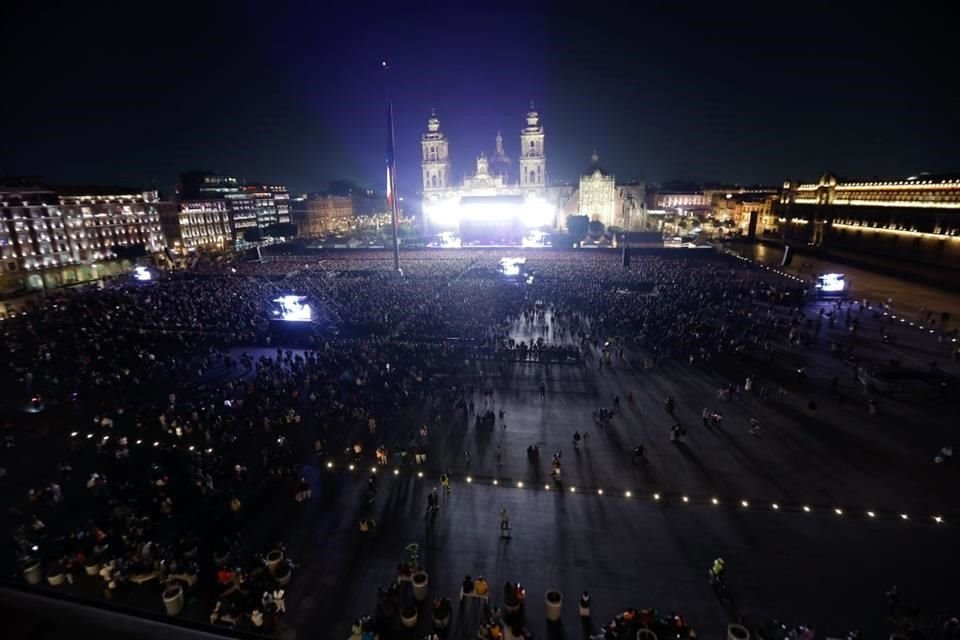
[23,562,42,585]
[412,571,429,601]
[400,607,418,628]
[47,571,65,587]
[727,624,750,640]
[274,563,292,587]
[163,585,184,616]
[432,611,450,630]
[84,562,101,576]
[265,549,284,574]
[637,630,658,640]
[213,549,230,567]
[545,589,563,622]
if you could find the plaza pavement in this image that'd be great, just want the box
[6,262,960,640]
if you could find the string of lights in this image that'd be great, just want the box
[324,462,951,527]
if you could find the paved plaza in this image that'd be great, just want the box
[3,253,960,640]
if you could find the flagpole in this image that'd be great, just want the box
[383,61,402,276]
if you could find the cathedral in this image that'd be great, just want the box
[420,106,563,232]
[419,106,646,234]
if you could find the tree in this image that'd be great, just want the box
[588,220,605,237]
[566,215,589,238]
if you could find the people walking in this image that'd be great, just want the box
[426,488,439,515]
[440,471,450,494]
[670,422,684,442]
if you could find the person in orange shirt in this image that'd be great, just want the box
[474,576,489,596]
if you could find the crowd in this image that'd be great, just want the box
[3,247,953,638]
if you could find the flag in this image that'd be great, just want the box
[385,99,396,207]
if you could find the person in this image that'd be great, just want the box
[579,591,591,618]
[702,407,710,427]
[632,444,645,464]
[886,584,900,617]
[499,507,510,533]
[748,418,760,436]
[426,488,439,515]
[498,408,505,428]
[572,431,581,448]
[496,445,503,467]
[440,471,450,494]
[664,395,674,414]
[935,445,953,464]
[613,395,620,412]
[272,588,286,614]
[670,423,683,442]
[539,381,546,399]
[474,575,489,596]
[709,557,725,584]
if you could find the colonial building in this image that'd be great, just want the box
[0,183,165,294]
[561,153,648,231]
[775,172,960,268]
[519,106,546,190]
[178,172,290,242]
[578,153,616,225]
[160,199,232,250]
[291,194,354,236]
[421,106,568,232]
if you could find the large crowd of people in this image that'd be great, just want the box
[1,247,955,638]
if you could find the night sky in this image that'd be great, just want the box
[2,1,957,196]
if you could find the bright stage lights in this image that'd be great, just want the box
[425,195,556,230]
[499,257,526,276]
[816,273,846,293]
[272,295,313,322]
[133,266,152,281]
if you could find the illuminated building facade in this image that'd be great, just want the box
[560,155,648,231]
[708,189,779,237]
[519,105,546,190]
[578,153,616,225]
[291,194,355,236]
[178,172,290,242]
[0,184,164,294]
[776,172,960,268]
[161,200,231,250]
[420,107,564,233]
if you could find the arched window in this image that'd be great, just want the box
[431,174,438,188]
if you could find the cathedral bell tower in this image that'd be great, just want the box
[421,110,451,193]
[519,103,546,191]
